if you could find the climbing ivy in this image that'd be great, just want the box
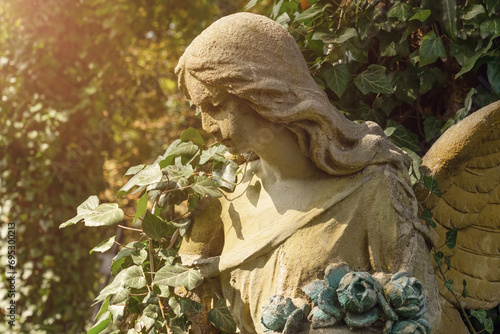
[248,0,500,167]
[60,128,240,334]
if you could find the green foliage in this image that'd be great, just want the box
[208,299,238,333]
[249,0,500,178]
[60,128,240,333]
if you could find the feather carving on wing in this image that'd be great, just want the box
[420,101,500,310]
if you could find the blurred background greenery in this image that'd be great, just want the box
[0,0,247,332]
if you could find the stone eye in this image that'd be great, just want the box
[200,102,222,115]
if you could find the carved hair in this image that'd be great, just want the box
[175,13,411,176]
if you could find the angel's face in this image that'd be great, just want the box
[185,77,269,154]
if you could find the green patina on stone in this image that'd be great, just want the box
[317,286,344,320]
[344,308,381,329]
[337,272,380,313]
[302,279,327,305]
[385,319,431,334]
[324,262,350,289]
[261,295,297,332]
[385,274,426,319]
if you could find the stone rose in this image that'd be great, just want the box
[336,272,381,313]
[385,319,431,334]
[260,295,297,331]
[385,275,426,319]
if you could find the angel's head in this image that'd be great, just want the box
[176,13,410,176]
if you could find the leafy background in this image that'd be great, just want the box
[1,0,499,333]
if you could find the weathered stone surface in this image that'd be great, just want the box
[173,12,499,334]
[421,101,500,314]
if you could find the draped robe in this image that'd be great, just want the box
[180,161,441,333]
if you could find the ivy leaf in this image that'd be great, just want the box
[462,280,468,298]
[180,298,203,314]
[471,309,487,322]
[169,297,182,317]
[142,304,161,319]
[131,249,148,265]
[78,195,100,215]
[442,0,458,39]
[213,160,238,192]
[483,318,494,334]
[388,68,420,104]
[108,305,125,323]
[96,265,147,302]
[199,145,227,165]
[192,175,222,197]
[170,316,191,334]
[244,0,261,11]
[485,0,500,16]
[445,256,452,270]
[313,28,357,44]
[208,299,238,333]
[171,217,192,237]
[125,164,146,176]
[159,249,177,264]
[403,148,422,185]
[118,265,147,289]
[384,127,396,137]
[180,127,204,147]
[85,203,124,227]
[433,251,444,266]
[110,287,130,304]
[90,236,116,254]
[153,264,203,290]
[455,34,500,78]
[423,115,445,141]
[420,208,436,228]
[118,164,162,196]
[444,279,454,292]
[385,120,421,152]
[59,213,86,228]
[387,2,412,21]
[134,193,148,223]
[331,28,358,44]
[445,228,458,249]
[410,9,431,22]
[423,175,441,197]
[354,65,393,95]
[142,304,161,331]
[480,18,500,39]
[95,296,110,321]
[95,280,125,303]
[419,31,447,66]
[347,38,369,63]
[164,165,194,187]
[457,88,477,121]
[167,141,200,159]
[420,68,446,94]
[60,195,100,228]
[487,61,500,95]
[295,3,331,22]
[113,241,144,262]
[460,5,485,20]
[88,311,111,334]
[320,63,351,98]
[142,210,172,241]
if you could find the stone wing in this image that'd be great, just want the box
[421,101,500,310]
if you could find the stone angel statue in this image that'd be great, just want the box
[174,12,500,334]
